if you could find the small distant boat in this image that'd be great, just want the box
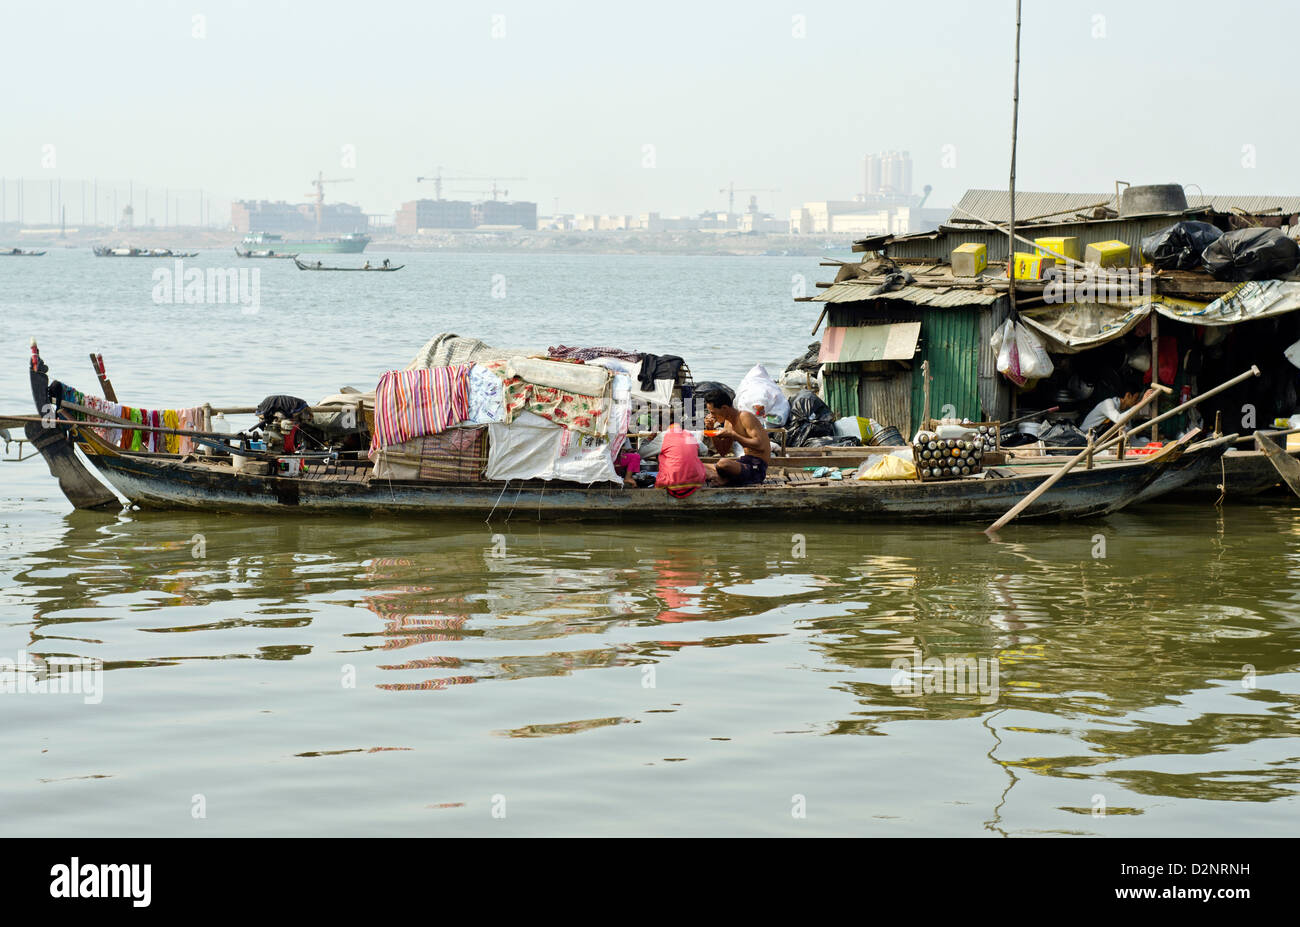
[234,247,299,259]
[1,248,45,256]
[294,257,403,272]
[93,247,198,258]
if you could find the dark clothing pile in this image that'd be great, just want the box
[255,394,309,425]
[638,354,685,391]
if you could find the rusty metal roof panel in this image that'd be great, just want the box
[815,282,1000,307]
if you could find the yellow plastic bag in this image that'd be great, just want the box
[857,454,917,481]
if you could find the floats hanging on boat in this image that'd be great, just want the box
[294,258,403,272]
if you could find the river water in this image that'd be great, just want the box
[2,249,1298,835]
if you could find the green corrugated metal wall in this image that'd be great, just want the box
[910,309,981,433]
[821,367,859,419]
[818,303,982,433]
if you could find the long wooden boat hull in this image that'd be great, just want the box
[78,447,1185,522]
[1159,446,1297,500]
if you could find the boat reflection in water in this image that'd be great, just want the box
[10,506,1300,833]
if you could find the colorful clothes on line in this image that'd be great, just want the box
[369,365,472,455]
[482,360,608,436]
[548,344,641,363]
[162,410,180,453]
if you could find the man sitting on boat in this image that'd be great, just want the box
[700,388,771,486]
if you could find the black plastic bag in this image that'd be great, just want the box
[1038,422,1089,455]
[1202,227,1300,281]
[801,435,863,448]
[1140,221,1222,270]
[785,389,836,447]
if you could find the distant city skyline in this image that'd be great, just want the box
[4,1,1298,223]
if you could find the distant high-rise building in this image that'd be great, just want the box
[864,150,913,198]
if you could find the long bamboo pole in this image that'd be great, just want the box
[1007,0,1022,317]
[986,386,1164,533]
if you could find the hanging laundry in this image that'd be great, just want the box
[369,365,472,455]
[162,410,181,453]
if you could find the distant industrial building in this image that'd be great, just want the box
[396,198,537,233]
[232,200,367,235]
[789,200,947,236]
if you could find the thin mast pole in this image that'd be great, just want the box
[1008,0,1022,320]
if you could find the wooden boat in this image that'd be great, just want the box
[17,346,1227,522]
[1007,438,1297,501]
[234,246,299,258]
[93,246,198,257]
[294,258,403,272]
[1,248,45,256]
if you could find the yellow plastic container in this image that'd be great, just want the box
[951,242,987,277]
[1085,240,1131,268]
[1034,236,1080,267]
[1013,252,1055,280]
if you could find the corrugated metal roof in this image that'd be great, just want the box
[949,188,1300,225]
[1187,194,1300,213]
[949,189,1116,225]
[816,281,1001,307]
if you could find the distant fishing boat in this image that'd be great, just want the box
[294,258,403,272]
[1,248,46,256]
[234,246,299,259]
[93,246,199,258]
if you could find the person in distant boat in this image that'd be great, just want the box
[363,260,371,269]
[315,260,322,268]
[382,259,390,268]
[700,388,771,487]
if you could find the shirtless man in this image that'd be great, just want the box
[700,389,772,487]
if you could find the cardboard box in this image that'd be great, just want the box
[1013,252,1056,280]
[1085,240,1131,268]
[1034,236,1080,267]
[951,242,987,277]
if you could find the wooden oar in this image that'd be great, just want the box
[1255,432,1300,498]
[89,353,118,402]
[986,386,1164,534]
[1120,365,1260,443]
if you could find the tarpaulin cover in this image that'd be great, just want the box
[1021,280,1300,352]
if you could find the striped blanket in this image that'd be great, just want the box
[369,365,471,455]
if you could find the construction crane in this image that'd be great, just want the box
[305,171,354,233]
[416,166,527,201]
[719,182,780,215]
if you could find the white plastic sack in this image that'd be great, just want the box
[992,319,1025,386]
[1285,337,1300,370]
[734,363,790,425]
[1014,322,1055,380]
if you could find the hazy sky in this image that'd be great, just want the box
[5,0,1298,220]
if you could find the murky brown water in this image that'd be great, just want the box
[3,251,1299,834]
